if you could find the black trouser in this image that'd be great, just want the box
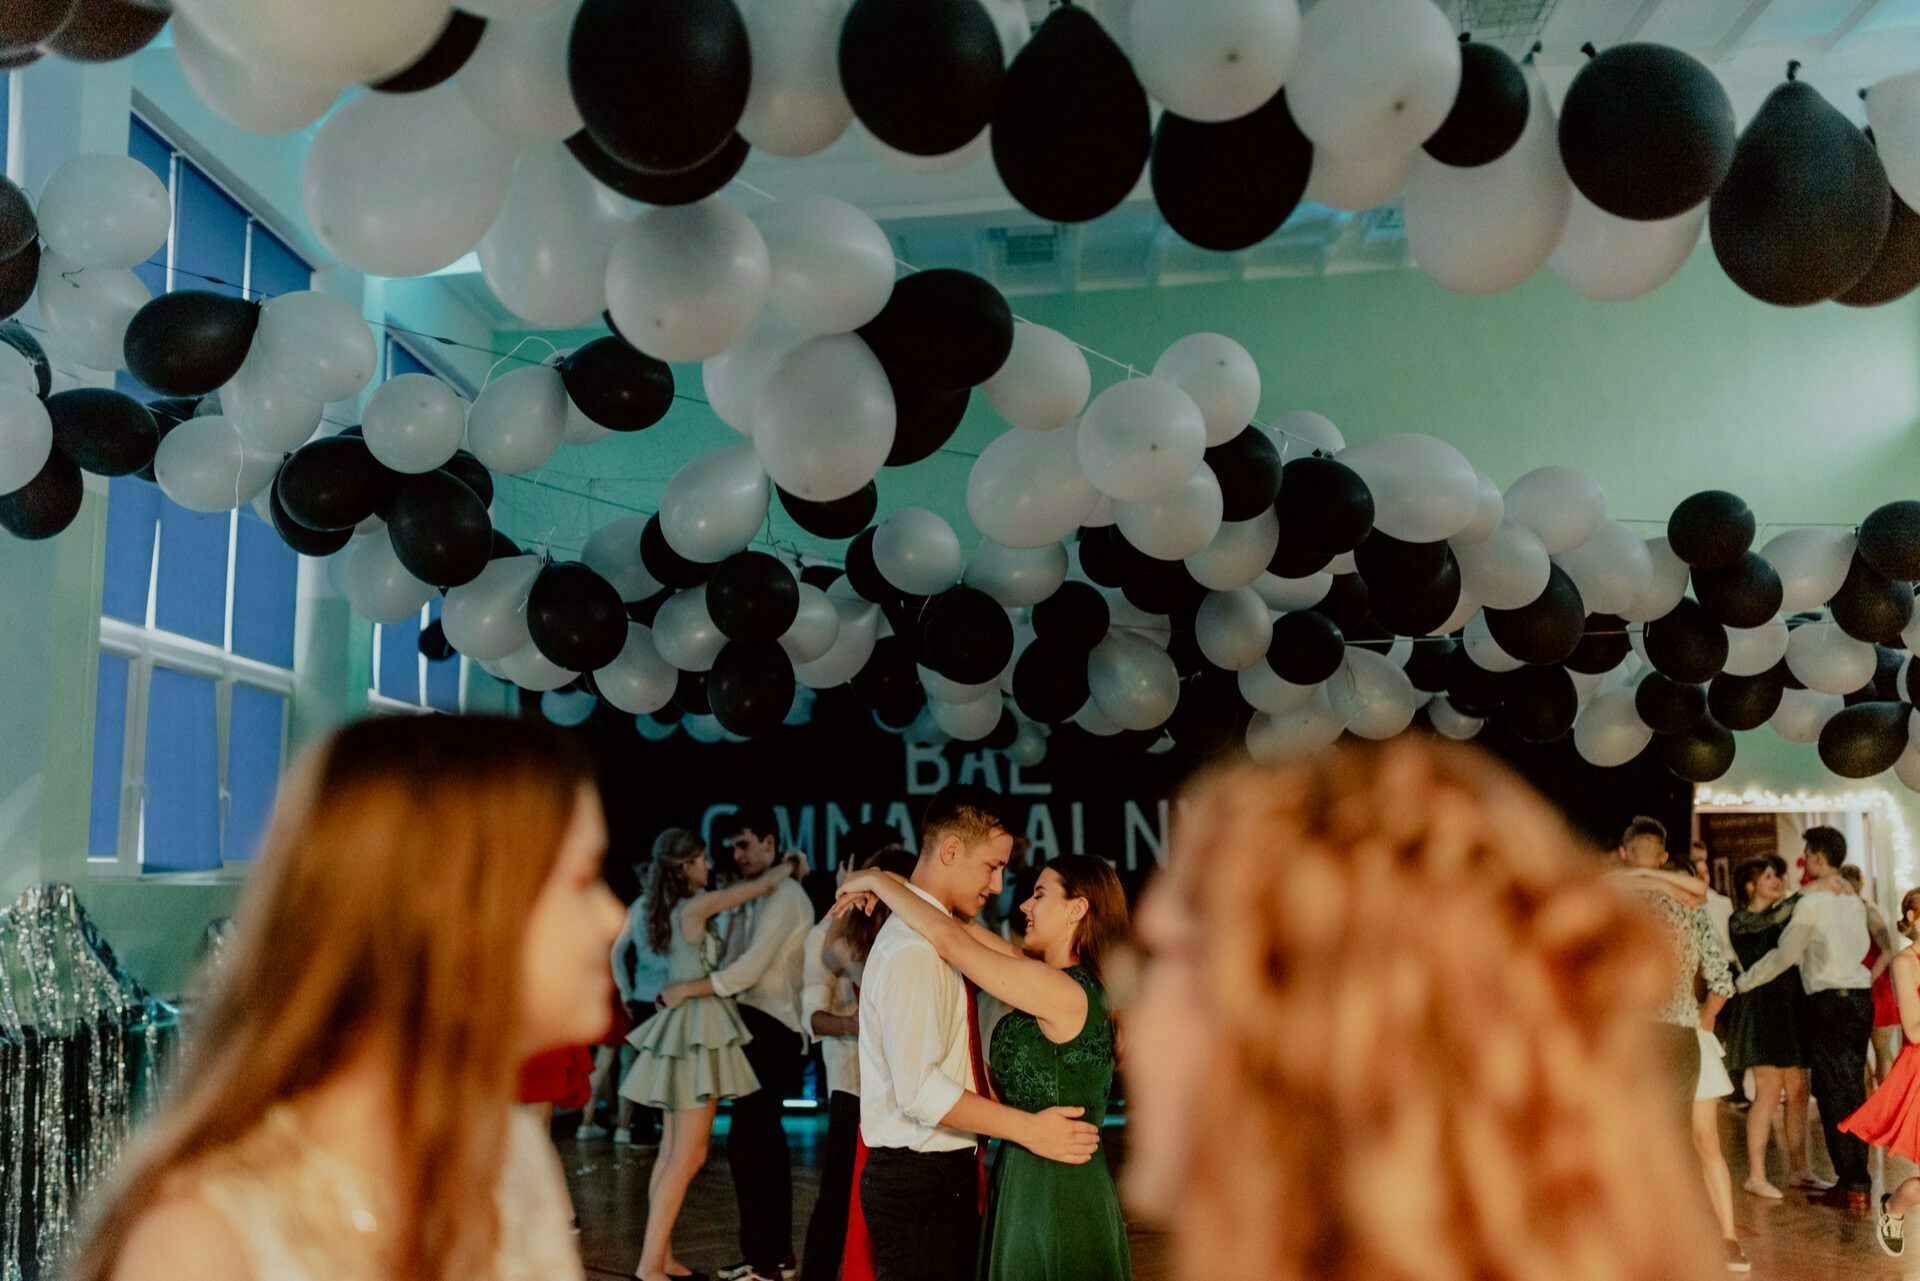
[1652,1022,1701,1137]
[861,1147,979,1281]
[800,1091,861,1281]
[1805,987,1874,1192]
[732,1005,803,1271]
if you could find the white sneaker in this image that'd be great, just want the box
[613,1127,633,1145]
[575,1122,609,1141]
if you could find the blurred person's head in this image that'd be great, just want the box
[721,804,781,877]
[916,785,1015,920]
[842,820,906,885]
[1126,740,1720,1281]
[1900,887,1920,941]
[644,828,712,954]
[1619,815,1668,870]
[1839,864,1866,896]
[1020,855,1130,984]
[1803,825,1847,880]
[74,715,623,1281]
[840,847,920,962]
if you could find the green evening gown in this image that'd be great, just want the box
[978,965,1132,1281]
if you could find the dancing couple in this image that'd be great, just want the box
[835,784,1133,1281]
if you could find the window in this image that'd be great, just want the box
[2,73,11,172]
[371,596,465,715]
[88,115,311,875]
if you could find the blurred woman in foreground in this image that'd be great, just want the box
[1123,739,1724,1281]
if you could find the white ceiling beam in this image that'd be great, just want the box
[1619,0,1672,41]
[1827,0,1896,51]
[1144,226,1174,290]
[1710,0,1778,62]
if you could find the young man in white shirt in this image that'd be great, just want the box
[858,785,1099,1281]
[1735,826,1874,1208]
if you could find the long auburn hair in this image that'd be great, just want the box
[839,848,920,962]
[644,828,707,955]
[1154,739,1720,1281]
[72,715,594,1281]
[1044,854,1130,987]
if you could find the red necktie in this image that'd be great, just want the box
[965,977,989,1214]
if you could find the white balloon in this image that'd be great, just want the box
[499,641,577,691]
[1008,721,1048,767]
[36,253,146,371]
[595,623,678,714]
[703,314,808,435]
[0,385,51,499]
[1462,611,1524,674]
[539,688,596,725]
[737,0,854,156]
[152,416,278,512]
[861,123,992,174]
[659,443,771,563]
[1553,520,1652,617]
[1502,466,1606,556]
[932,692,1003,742]
[1196,587,1272,671]
[1453,472,1505,546]
[1865,70,1920,213]
[1786,620,1877,696]
[37,155,170,270]
[465,364,567,474]
[1247,686,1346,761]
[1427,697,1485,742]
[1302,146,1416,211]
[965,539,1068,607]
[1550,189,1707,302]
[1083,494,1119,528]
[1116,465,1224,560]
[1724,616,1791,678]
[1129,0,1299,124]
[653,586,726,672]
[969,424,1104,548]
[1573,687,1653,767]
[462,0,567,15]
[1326,647,1417,740]
[1433,588,1481,637]
[223,355,324,453]
[605,201,771,363]
[752,334,896,502]
[343,533,436,623]
[1771,687,1845,745]
[1252,569,1331,612]
[1074,697,1126,737]
[780,583,843,663]
[684,713,731,743]
[172,0,450,82]
[580,516,662,603]
[254,291,378,404]
[173,15,343,134]
[0,347,34,397]
[363,374,465,474]
[753,196,896,335]
[304,85,517,277]
[1897,744,1920,793]
[795,596,882,688]
[456,2,582,142]
[1189,509,1280,591]
[1452,520,1550,611]
[1238,661,1316,714]
[1336,433,1478,543]
[1763,527,1859,614]
[1150,333,1262,446]
[1078,378,1208,502]
[479,144,630,328]
[1266,408,1345,456]
[983,322,1091,432]
[874,507,964,596]
[563,391,614,447]
[1107,593,1171,649]
[919,664,996,705]
[1088,631,1181,730]
[442,554,540,658]
[1622,536,1691,623]
[1287,0,1458,159]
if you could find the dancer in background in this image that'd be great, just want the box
[1665,850,1742,1269]
[72,716,623,1281]
[1838,863,1904,1086]
[1842,889,1920,1255]
[1723,857,1816,1199]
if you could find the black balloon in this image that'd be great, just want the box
[1710,78,1891,306]
[851,634,919,708]
[1078,524,1172,588]
[0,446,80,539]
[839,0,1004,157]
[369,9,485,91]
[491,530,522,560]
[419,618,456,662]
[1643,598,1730,683]
[1267,609,1344,684]
[1708,669,1785,730]
[558,336,674,431]
[1425,40,1530,168]
[1839,182,1920,307]
[1565,613,1631,674]
[1121,564,1209,617]
[1367,549,1462,638]
[1635,671,1708,733]
[1013,636,1092,723]
[1828,553,1914,644]
[268,474,353,557]
[439,450,493,508]
[0,239,40,321]
[640,514,713,589]
[45,388,156,476]
[568,0,750,175]
[778,483,876,540]
[676,668,711,715]
[1266,537,1332,580]
[386,469,492,587]
[1031,581,1110,651]
[707,551,800,643]
[277,435,389,531]
[1204,427,1282,522]
[1308,572,1371,634]
[1354,530,1447,592]
[1445,648,1506,716]
[1497,664,1578,743]
[123,291,258,397]
[1859,500,1920,581]
[1818,701,1911,778]
[528,561,627,672]
[859,270,1013,390]
[1403,635,1458,693]
[843,528,894,603]
[625,588,669,627]
[1166,670,1246,757]
[1275,457,1374,556]
[564,129,750,206]
[1691,550,1783,629]
[1667,490,1754,569]
[884,378,969,467]
[1151,88,1312,252]
[1485,565,1586,665]
[799,564,843,592]
[1658,717,1736,783]
[0,176,33,261]
[921,586,1014,684]
[991,5,1148,223]
[0,321,51,398]
[709,640,796,738]
[980,707,1020,751]
[0,0,74,50]
[1558,43,1735,221]
[42,0,167,61]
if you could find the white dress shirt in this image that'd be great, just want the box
[1736,890,1872,995]
[1705,889,1738,973]
[858,881,976,1153]
[613,898,672,1006]
[710,880,813,1034]
[802,917,861,1097]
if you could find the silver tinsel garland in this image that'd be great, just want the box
[0,885,178,1281]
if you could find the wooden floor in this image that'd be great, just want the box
[555,1103,1917,1280]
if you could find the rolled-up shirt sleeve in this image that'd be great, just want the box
[879,945,967,1129]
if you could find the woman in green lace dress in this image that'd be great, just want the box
[835,855,1133,1281]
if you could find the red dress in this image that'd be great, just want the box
[517,1046,595,1109]
[841,983,876,1281]
[1843,979,1920,1161]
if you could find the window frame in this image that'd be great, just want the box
[369,599,469,716]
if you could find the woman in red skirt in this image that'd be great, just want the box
[1841,888,1920,1256]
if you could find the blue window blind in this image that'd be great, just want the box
[102,476,160,624]
[142,667,219,872]
[425,597,460,712]
[174,166,246,298]
[249,225,311,300]
[88,653,130,858]
[377,610,421,704]
[231,507,296,666]
[153,499,229,645]
[126,118,172,296]
[223,684,285,861]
